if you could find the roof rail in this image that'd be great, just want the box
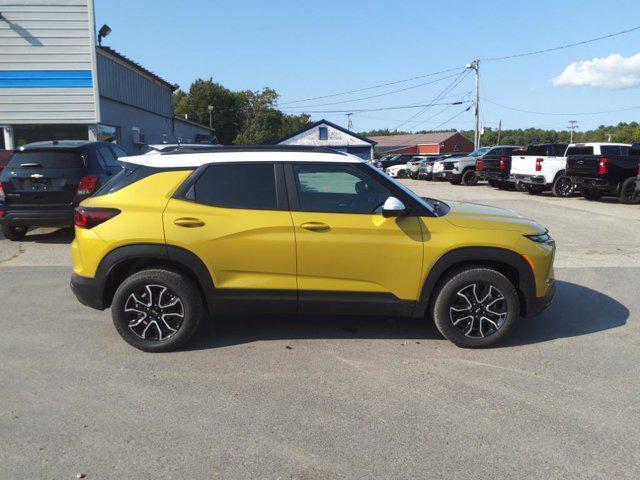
[162,145,347,155]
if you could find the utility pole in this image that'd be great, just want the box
[346,112,353,131]
[497,119,502,145]
[466,60,480,149]
[568,120,578,143]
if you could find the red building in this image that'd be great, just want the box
[369,131,474,156]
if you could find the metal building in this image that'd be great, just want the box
[0,0,214,153]
[277,119,376,160]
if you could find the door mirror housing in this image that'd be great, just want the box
[382,196,408,218]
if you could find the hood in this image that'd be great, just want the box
[444,200,544,234]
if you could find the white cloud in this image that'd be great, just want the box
[552,52,640,89]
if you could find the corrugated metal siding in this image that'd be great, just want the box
[0,0,98,124]
[96,52,172,117]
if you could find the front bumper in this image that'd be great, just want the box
[433,171,461,181]
[526,278,555,318]
[0,205,74,227]
[70,272,106,310]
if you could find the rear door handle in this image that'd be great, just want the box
[174,217,205,228]
[301,222,331,232]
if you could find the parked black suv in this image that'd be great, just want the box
[566,143,640,203]
[374,154,415,169]
[0,140,127,240]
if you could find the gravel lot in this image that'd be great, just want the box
[1,181,639,479]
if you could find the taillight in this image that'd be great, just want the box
[535,158,544,171]
[499,156,507,169]
[74,207,120,229]
[597,157,608,175]
[77,175,98,196]
[0,182,4,201]
[476,159,483,171]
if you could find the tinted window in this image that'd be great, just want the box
[600,145,621,156]
[97,146,121,167]
[112,146,128,158]
[7,150,84,169]
[620,146,631,156]
[294,164,390,214]
[566,146,594,156]
[525,145,548,156]
[194,163,277,210]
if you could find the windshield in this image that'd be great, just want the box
[364,162,438,216]
[467,147,490,157]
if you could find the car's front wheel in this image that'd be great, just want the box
[1,225,28,241]
[432,267,520,348]
[111,269,203,352]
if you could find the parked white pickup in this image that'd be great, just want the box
[510,143,573,196]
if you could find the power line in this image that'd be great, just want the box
[393,70,470,130]
[277,71,465,109]
[482,97,640,116]
[279,100,470,114]
[278,66,465,105]
[480,25,640,61]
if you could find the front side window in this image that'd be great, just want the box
[293,164,390,214]
[193,163,277,210]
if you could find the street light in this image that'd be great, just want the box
[207,105,214,129]
[98,24,111,46]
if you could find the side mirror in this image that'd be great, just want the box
[382,196,407,218]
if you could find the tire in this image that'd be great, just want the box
[515,181,527,192]
[461,169,478,186]
[431,267,520,348]
[1,225,28,241]
[525,184,545,195]
[580,189,602,201]
[487,179,497,187]
[111,268,204,352]
[396,170,407,179]
[551,174,574,198]
[618,177,640,204]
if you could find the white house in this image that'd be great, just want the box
[277,119,376,160]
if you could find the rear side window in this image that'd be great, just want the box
[193,163,277,210]
[600,145,621,156]
[566,146,594,156]
[97,146,121,167]
[7,150,84,168]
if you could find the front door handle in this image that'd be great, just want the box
[174,217,205,228]
[301,222,331,232]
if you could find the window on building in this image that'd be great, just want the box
[98,124,120,143]
[318,127,328,141]
[12,124,88,147]
[453,144,461,152]
[293,164,390,214]
[193,163,278,210]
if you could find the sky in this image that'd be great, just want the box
[95,0,640,133]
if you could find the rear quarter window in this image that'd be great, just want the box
[566,146,594,156]
[600,146,622,156]
[7,150,84,168]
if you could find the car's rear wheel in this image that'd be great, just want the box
[1,225,28,241]
[618,177,640,204]
[396,169,407,178]
[515,181,527,192]
[580,189,602,201]
[432,267,520,348]
[552,175,574,198]
[525,184,546,195]
[461,169,478,186]
[111,269,203,352]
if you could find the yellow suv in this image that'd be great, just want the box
[70,146,555,352]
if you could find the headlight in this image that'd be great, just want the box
[524,231,554,245]
[453,162,460,169]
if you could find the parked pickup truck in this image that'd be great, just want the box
[475,146,523,189]
[432,147,491,185]
[510,143,572,197]
[566,143,640,204]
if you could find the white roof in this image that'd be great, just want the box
[124,150,362,168]
[568,142,631,147]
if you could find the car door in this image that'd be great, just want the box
[163,162,297,313]
[286,162,424,315]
